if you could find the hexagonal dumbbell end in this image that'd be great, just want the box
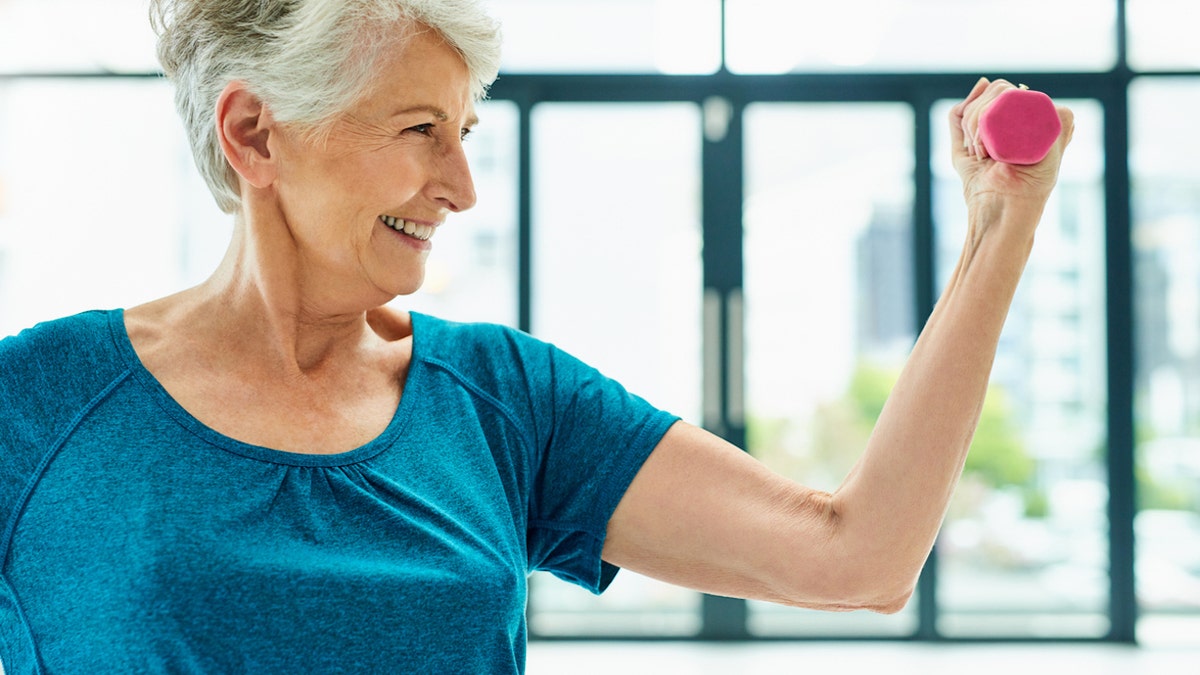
[977,85,1062,165]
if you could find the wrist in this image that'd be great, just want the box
[966,193,1045,247]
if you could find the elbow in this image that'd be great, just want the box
[817,572,916,614]
[767,491,922,613]
[787,569,916,612]
[824,542,923,614]
[839,558,919,613]
[865,584,915,614]
[768,568,916,614]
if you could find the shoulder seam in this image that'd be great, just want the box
[421,355,537,456]
[0,367,135,567]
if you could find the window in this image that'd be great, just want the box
[489,0,721,74]
[725,0,1116,74]
[0,0,158,74]
[1130,77,1200,643]
[0,79,222,334]
[1127,0,1200,71]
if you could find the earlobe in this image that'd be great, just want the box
[216,81,276,189]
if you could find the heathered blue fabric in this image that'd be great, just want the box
[0,309,677,674]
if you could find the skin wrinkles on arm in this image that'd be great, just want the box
[602,78,1076,613]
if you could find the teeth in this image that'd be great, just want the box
[380,215,434,241]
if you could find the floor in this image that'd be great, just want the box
[526,641,1200,674]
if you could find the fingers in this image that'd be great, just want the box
[948,103,968,162]
[951,77,1025,161]
[948,78,986,162]
[1056,106,1076,150]
[951,76,991,117]
[949,77,992,164]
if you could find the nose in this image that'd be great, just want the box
[432,140,476,213]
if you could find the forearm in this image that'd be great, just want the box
[829,198,1043,599]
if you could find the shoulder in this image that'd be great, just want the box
[0,309,129,412]
[0,310,131,481]
[410,313,585,420]
[411,313,644,412]
[412,313,554,372]
[1,309,121,370]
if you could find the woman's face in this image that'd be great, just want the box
[269,28,478,306]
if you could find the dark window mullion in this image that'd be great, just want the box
[1104,78,1138,645]
[517,95,534,334]
[912,91,941,641]
[699,93,749,639]
[1107,0,1138,645]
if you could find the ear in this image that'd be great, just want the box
[215,81,277,190]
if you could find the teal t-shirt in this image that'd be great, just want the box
[0,310,677,673]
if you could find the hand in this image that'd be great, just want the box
[950,77,1076,219]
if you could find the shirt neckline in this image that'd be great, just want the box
[106,308,425,468]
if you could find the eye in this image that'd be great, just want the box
[406,123,434,136]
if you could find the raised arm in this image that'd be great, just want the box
[601,78,1076,613]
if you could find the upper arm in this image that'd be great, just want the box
[601,421,910,612]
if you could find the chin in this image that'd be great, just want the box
[389,275,426,299]
[364,262,426,300]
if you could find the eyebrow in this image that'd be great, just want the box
[392,104,479,128]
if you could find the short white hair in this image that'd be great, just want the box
[150,0,502,214]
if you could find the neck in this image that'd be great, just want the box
[189,206,395,374]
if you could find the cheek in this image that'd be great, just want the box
[276,139,427,234]
[342,150,425,208]
[375,154,427,197]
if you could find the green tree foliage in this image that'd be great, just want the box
[747,361,1037,495]
[965,388,1035,488]
[847,363,1034,488]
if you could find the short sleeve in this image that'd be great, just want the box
[525,343,678,594]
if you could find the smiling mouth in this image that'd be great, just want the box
[381,215,435,241]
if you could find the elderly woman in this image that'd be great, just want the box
[0,0,1073,672]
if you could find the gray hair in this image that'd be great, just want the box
[150,0,502,214]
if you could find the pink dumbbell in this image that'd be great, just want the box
[977,84,1062,165]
